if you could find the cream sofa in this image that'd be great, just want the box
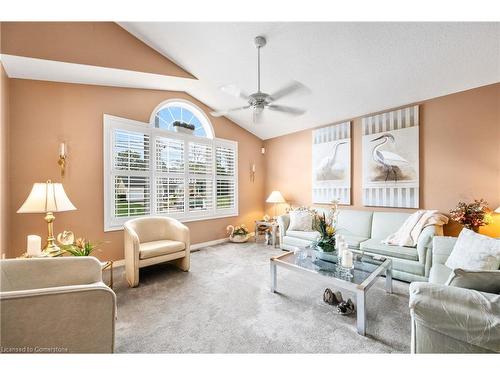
[124,216,190,287]
[277,208,443,282]
[409,236,500,353]
[0,257,116,353]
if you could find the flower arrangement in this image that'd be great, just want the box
[450,199,491,232]
[226,224,250,243]
[312,200,339,252]
[57,231,101,256]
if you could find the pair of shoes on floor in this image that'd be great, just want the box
[323,288,355,315]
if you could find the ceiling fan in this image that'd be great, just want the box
[210,36,309,123]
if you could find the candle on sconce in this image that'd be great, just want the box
[341,249,353,269]
[27,235,42,257]
[59,142,66,157]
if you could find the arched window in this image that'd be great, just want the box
[103,100,237,231]
[150,99,214,138]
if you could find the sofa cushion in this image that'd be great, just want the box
[446,268,500,294]
[445,228,500,271]
[370,212,412,240]
[429,263,452,285]
[139,240,185,260]
[335,232,369,250]
[288,210,313,231]
[336,210,373,238]
[282,236,314,249]
[286,230,320,242]
[360,238,419,261]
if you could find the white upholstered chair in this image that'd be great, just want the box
[0,257,116,353]
[124,216,190,287]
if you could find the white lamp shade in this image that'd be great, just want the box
[17,182,77,213]
[495,207,500,214]
[266,191,286,204]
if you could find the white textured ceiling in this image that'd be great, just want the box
[120,22,500,139]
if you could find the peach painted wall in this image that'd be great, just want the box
[264,83,500,236]
[0,63,9,257]
[7,79,265,260]
[0,22,194,79]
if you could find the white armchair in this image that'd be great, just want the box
[124,216,190,287]
[0,257,116,353]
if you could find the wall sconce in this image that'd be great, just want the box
[251,163,256,182]
[261,146,266,155]
[58,142,67,177]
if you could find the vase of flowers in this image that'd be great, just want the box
[57,231,101,256]
[450,199,491,232]
[312,200,338,252]
[227,224,250,243]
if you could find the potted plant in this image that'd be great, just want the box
[57,231,101,256]
[172,121,195,135]
[450,199,491,232]
[227,224,250,243]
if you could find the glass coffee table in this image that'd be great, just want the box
[270,248,392,336]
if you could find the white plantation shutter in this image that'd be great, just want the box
[155,136,185,214]
[188,142,212,174]
[189,178,213,212]
[111,128,151,220]
[216,143,237,211]
[104,114,238,231]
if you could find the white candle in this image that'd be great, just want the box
[27,235,42,257]
[252,164,256,172]
[341,250,353,268]
[60,142,66,157]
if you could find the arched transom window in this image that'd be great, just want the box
[151,99,214,138]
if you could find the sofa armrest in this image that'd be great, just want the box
[277,214,290,245]
[0,257,103,293]
[166,220,191,251]
[432,236,457,266]
[0,282,116,353]
[409,282,500,353]
[416,225,442,265]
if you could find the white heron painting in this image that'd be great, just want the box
[312,122,351,205]
[362,105,419,208]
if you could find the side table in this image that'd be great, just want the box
[100,260,114,289]
[254,220,279,248]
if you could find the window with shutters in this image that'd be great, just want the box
[103,104,238,231]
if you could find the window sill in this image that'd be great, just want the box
[104,211,239,232]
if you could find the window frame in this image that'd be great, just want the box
[103,114,238,232]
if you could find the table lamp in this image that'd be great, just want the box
[266,191,286,219]
[17,180,76,254]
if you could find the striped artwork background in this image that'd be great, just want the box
[312,122,351,205]
[313,121,350,144]
[363,187,419,208]
[362,105,419,135]
[362,105,419,209]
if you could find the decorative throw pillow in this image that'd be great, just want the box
[288,210,313,231]
[445,268,500,294]
[445,229,500,271]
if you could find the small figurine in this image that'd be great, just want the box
[323,288,355,315]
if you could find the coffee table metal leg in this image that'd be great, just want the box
[270,261,277,293]
[385,264,393,294]
[356,291,366,335]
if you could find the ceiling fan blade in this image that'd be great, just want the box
[219,84,250,101]
[210,106,251,117]
[266,104,306,116]
[267,80,309,103]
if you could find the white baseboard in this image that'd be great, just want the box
[111,237,230,268]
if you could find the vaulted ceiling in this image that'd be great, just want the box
[120,22,500,139]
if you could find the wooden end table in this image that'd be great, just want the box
[254,220,279,248]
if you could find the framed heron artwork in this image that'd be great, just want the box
[362,105,419,208]
[312,121,351,205]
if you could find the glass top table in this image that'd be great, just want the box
[270,248,393,336]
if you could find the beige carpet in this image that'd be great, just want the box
[113,242,411,353]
